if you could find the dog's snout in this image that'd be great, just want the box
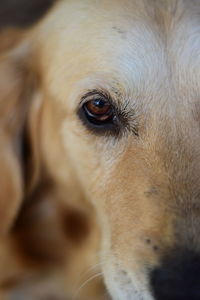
[150,250,200,300]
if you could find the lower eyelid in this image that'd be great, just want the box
[77,105,120,136]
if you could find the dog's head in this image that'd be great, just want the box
[1,1,200,299]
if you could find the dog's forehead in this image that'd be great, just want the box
[37,0,200,114]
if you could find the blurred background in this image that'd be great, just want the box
[0,0,55,29]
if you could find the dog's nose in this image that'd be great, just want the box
[150,249,200,300]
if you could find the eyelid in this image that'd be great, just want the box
[80,89,113,106]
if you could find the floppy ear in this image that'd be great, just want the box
[0,31,69,289]
[0,29,41,235]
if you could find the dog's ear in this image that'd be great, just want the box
[0,29,42,236]
[0,30,69,285]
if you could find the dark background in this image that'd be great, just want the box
[0,0,55,29]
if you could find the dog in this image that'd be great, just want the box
[0,0,200,299]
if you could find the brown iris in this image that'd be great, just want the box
[84,98,113,122]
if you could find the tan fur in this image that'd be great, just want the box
[0,1,200,299]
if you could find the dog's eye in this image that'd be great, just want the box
[78,92,120,134]
[83,99,113,123]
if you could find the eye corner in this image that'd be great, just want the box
[120,110,139,137]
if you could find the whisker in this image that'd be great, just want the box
[71,259,106,292]
[83,260,106,275]
[72,272,103,300]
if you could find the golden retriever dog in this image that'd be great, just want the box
[0,0,200,299]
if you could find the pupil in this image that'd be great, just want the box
[94,99,106,108]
